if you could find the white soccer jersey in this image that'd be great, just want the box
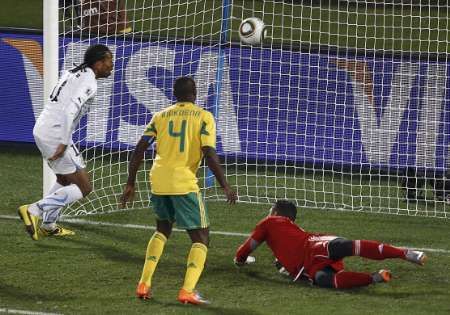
[33,67,98,145]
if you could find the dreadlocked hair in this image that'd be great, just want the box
[70,44,111,73]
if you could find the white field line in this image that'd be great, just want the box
[0,214,247,237]
[1,214,449,254]
[0,308,62,315]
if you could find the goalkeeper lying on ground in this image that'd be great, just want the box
[234,200,427,289]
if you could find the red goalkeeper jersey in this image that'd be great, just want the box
[235,215,317,278]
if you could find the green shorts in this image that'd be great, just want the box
[150,192,209,230]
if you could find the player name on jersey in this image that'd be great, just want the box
[161,109,201,118]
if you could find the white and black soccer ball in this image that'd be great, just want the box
[239,17,266,45]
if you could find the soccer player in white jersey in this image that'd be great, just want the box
[18,44,113,240]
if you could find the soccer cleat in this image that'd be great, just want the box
[372,269,392,283]
[405,250,427,266]
[18,205,40,240]
[136,283,151,300]
[39,225,75,237]
[177,289,210,305]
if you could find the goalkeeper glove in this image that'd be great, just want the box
[234,256,256,267]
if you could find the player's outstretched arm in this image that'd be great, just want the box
[234,237,260,267]
[121,136,152,207]
[202,146,237,204]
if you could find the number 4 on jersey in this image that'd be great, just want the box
[169,120,187,152]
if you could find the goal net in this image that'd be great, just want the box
[56,0,450,218]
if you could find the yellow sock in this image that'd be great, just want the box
[139,231,167,287]
[182,243,208,293]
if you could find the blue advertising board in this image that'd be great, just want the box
[0,31,449,172]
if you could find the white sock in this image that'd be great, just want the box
[38,184,83,229]
[28,182,64,217]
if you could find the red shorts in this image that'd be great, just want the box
[302,235,344,280]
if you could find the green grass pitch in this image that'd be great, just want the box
[1,1,450,314]
[1,147,450,314]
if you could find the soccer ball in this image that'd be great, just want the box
[239,17,266,45]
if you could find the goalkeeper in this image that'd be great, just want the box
[234,200,427,289]
[18,44,113,240]
[121,76,237,305]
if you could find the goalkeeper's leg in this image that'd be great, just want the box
[314,266,391,289]
[328,238,426,266]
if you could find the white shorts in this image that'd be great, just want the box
[34,135,86,175]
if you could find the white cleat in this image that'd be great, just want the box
[405,250,427,266]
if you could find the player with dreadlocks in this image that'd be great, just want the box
[18,44,113,240]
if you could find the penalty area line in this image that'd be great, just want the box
[1,214,450,254]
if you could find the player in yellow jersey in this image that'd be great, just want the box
[121,77,237,305]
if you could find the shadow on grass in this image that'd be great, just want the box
[65,220,149,244]
[0,282,68,302]
[34,226,143,266]
[242,269,309,287]
[240,269,431,300]
[340,286,443,299]
[148,298,264,315]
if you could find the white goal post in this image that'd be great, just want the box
[46,0,450,218]
[43,0,58,196]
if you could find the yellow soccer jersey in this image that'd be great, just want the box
[143,102,216,194]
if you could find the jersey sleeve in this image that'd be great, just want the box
[143,114,158,138]
[70,75,97,109]
[234,218,268,263]
[200,111,216,148]
[250,219,268,243]
[61,76,97,145]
